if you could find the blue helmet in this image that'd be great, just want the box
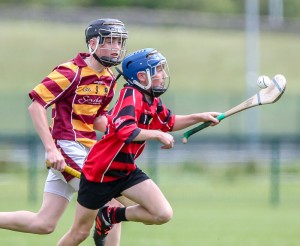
[121,48,170,97]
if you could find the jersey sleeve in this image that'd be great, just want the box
[109,88,141,144]
[150,98,175,132]
[29,63,79,108]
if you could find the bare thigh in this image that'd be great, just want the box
[38,192,69,227]
[121,179,171,214]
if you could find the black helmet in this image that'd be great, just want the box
[85,18,128,44]
[85,18,128,67]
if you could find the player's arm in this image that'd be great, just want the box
[28,100,66,171]
[114,118,174,149]
[172,112,221,131]
[133,129,174,149]
[93,115,108,132]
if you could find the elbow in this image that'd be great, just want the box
[93,123,106,133]
[93,116,108,133]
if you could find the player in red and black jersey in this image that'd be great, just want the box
[58,48,221,245]
[0,18,128,246]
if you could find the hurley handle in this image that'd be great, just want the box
[182,113,226,144]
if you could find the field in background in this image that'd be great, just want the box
[0,165,299,245]
[0,21,299,135]
[0,19,300,245]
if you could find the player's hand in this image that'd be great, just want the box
[46,148,66,171]
[198,112,221,126]
[157,132,175,149]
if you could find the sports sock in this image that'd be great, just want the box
[103,206,127,224]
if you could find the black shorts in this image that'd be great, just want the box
[77,167,149,210]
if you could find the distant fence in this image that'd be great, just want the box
[0,134,299,205]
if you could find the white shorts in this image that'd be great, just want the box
[44,140,90,201]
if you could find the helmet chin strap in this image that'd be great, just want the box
[145,69,152,90]
[125,69,167,98]
[132,69,152,93]
[132,69,165,98]
[88,37,103,65]
[88,37,100,55]
[92,53,107,66]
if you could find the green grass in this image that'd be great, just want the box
[0,18,299,245]
[0,20,300,135]
[0,19,299,245]
[0,164,300,246]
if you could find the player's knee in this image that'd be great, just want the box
[73,229,90,242]
[154,206,173,225]
[36,223,56,234]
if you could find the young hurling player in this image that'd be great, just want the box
[57,48,221,245]
[0,18,128,246]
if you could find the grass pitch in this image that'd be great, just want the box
[0,19,299,245]
[0,164,299,246]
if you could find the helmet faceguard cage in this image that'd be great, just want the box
[122,48,170,97]
[85,18,128,67]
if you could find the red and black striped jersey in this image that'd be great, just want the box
[29,53,117,148]
[83,85,175,182]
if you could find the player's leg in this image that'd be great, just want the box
[64,172,126,246]
[103,220,121,246]
[119,179,173,225]
[102,196,136,245]
[0,140,85,234]
[94,199,123,246]
[99,168,172,226]
[115,195,137,206]
[58,140,123,246]
[0,160,78,234]
[94,195,137,246]
[0,167,80,234]
[58,202,98,245]
[0,188,69,234]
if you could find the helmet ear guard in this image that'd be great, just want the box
[85,18,128,67]
[121,48,170,97]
